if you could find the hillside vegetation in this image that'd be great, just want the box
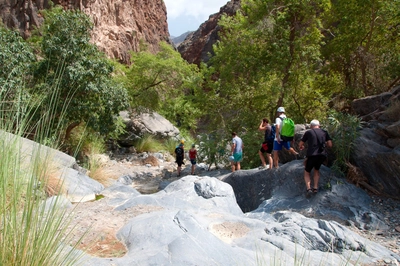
[1,0,399,164]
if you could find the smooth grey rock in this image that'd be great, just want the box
[79,175,399,266]
[61,168,104,203]
[353,134,400,197]
[222,161,385,231]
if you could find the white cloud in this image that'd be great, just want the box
[165,0,228,21]
[164,0,229,36]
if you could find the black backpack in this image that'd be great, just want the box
[175,146,183,157]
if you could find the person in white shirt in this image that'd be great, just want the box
[273,107,298,168]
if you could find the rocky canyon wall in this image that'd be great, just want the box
[0,0,170,64]
[177,0,240,65]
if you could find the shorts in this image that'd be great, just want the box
[232,152,243,163]
[190,159,196,165]
[273,140,291,151]
[260,141,273,154]
[176,157,184,167]
[305,155,327,172]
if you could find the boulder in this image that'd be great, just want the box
[352,131,400,197]
[350,86,400,198]
[221,161,385,230]
[118,111,180,146]
[351,92,392,119]
[75,174,399,266]
[0,130,104,203]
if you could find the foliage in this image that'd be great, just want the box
[0,27,35,90]
[197,132,231,170]
[0,77,82,266]
[322,0,400,104]
[326,111,363,175]
[0,27,36,126]
[121,42,203,130]
[134,134,164,153]
[163,138,180,156]
[201,0,334,135]
[240,130,266,169]
[32,7,129,144]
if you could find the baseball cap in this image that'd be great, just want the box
[277,107,285,113]
[310,119,320,126]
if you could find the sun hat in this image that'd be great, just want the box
[277,107,285,113]
[310,119,320,126]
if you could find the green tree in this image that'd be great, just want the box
[0,27,36,127]
[202,0,333,135]
[322,0,400,105]
[121,42,203,130]
[32,7,129,142]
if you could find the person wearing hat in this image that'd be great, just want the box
[174,141,185,177]
[273,107,298,168]
[188,144,197,175]
[299,119,333,197]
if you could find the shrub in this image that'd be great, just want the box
[0,83,82,265]
[134,134,164,153]
[326,111,363,175]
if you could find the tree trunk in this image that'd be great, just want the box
[65,121,81,141]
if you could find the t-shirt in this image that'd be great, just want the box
[232,136,243,154]
[189,149,197,159]
[301,128,332,157]
[275,114,286,141]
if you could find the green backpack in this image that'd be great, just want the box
[280,117,295,141]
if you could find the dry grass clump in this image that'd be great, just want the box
[142,155,159,166]
[346,162,380,195]
[88,166,115,186]
[43,171,65,197]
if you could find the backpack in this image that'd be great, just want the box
[175,146,183,158]
[266,125,276,142]
[279,117,295,141]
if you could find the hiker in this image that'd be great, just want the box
[230,132,244,172]
[189,144,197,175]
[258,118,274,169]
[174,140,185,177]
[273,107,298,168]
[299,119,333,196]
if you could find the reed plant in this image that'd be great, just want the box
[134,134,164,153]
[326,111,363,176]
[0,84,83,265]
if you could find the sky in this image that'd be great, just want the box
[164,0,229,37]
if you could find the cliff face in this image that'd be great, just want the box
[0,0,170,64]
[177,0,240,65]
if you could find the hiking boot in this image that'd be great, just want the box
[306,189,313,198]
